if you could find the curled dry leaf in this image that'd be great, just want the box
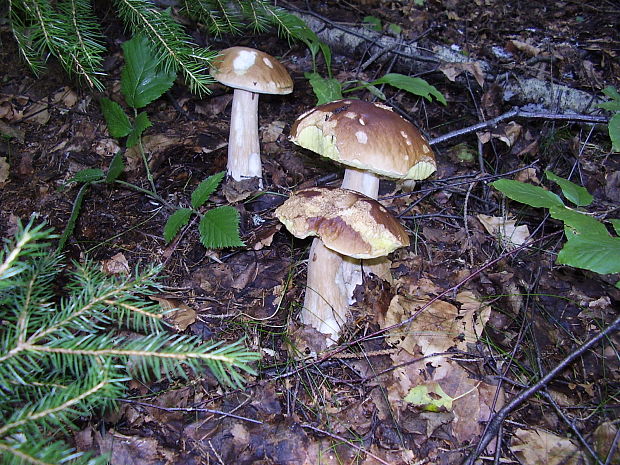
[152,296,197,331]
[439,61,486,87]
[477,121,523,147]
[510,428,588,465]
[101,252,130,275]
[477,214,531,249]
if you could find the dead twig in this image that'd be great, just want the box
[429,108,609,146]
[461,314,620,465]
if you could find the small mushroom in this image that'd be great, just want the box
[210,46,293,188]
[290,99,436,198]
[275,186,409,342]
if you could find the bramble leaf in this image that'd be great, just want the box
[545,171,593,206]
[121,35,176,109]
[106,151,125,183]
[491,179,564,208]
[126,111,152,148]
[100,98,131,138]
[608,113,620,152]
[164,208,193,243]
[198,206,244,249]
[610,219,620,236]
[597,86,620,112]
[191,172,226,209]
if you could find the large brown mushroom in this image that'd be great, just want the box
[276,187,410,341]
[290,99,436,198]
[210,46,293,188]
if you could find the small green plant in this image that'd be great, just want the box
[492,171,620,287]
[0,218,260,464]
[597,86,620,152]
[62,35,243,251]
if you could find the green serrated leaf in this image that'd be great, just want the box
[615,280,620,290]
[198,206,244,249]
[491,179,564,208]
[100,98,132,138]
[121,35,177,109]
[362,16,382,32]
[545,171,593,206]
[404,382,453,412]
[71,169,105,184]
[369,73,447,105]
[597,86,620,112]
[304,72,344,105]
[608,113,620,152]
[191,172,226,209]
[610,219,620,236]
[126,111,152,148]
[557,235,620,274]
[106,151,125,183]
[163,208,193,243]
[550,206,609,237]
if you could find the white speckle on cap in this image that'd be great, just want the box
[401,130,412,145]
[404,155,409,160]
[262,57,274,68]
[359,118,366,125]
[422,144,430,153]
[232,50,257,74]
[355,131,368,144]
[344,112,357,119]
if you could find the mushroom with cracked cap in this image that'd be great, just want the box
[210,46,293,188]
[289,99,436,199]
[275,186,410,342]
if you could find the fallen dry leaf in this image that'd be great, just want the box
[477,214,530,249]
[152,296,197,331]
[21,101,50,125]
[510,428,588,465]
[52,86,79,108]
[477,121,522,147]
[593,421,620,464]
[439,61,486,87]
[0,157,9,185]
[101,252,130,275]
[0,120,25,143]
[515,167,541,184]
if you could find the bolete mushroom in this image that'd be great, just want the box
[290,99,436,198]
[275,186,410,341]
[210,46,293,188]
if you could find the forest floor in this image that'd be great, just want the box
[1,0,619,464]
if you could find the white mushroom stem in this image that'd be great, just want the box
[301,238,350,344]
[227,88,263,187]
[342,168,380,199]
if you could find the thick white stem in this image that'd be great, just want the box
[300,238,349,344]
[342,168,380,199]
[227,89,262,187]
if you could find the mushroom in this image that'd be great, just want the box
[275,187,410,341]
[210,46,293,188]
[289,99,436,198]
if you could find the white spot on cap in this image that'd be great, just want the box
[355,131,368,144]
[262,57,274,68]
[344,112,357,119]
[401,130,412,145]
[232,50,257,74]
[359,118,366,125]
[422,144,430,153]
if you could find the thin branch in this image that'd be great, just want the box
[461,315,620,465]
[429,107,609,146]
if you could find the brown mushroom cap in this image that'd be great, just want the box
[275,187,410,259]
[290,99,436,180]
[210,46,293,95]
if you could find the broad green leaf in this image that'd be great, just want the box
[362,16,382,32]
[360,82,386,101]
[597,86,620,112]
[106,151,125,183]
[121,35,177,109]
[305,72,343,105]
[387,23,402,36]
[71,168,105,183]
[126,111,152,148]
[191,171,226,209]
[198,206,244,249]
[610,219,620,236]
[608,113,620,152]
[491,179,564,208]
[557,235,620,274]
[545,171,593,206]
[163,208,193,243]
[318,41,333,77]
[550,206,609,237]
[404,383,454,412]
[100,97,131,138]
[369,73,447,105]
